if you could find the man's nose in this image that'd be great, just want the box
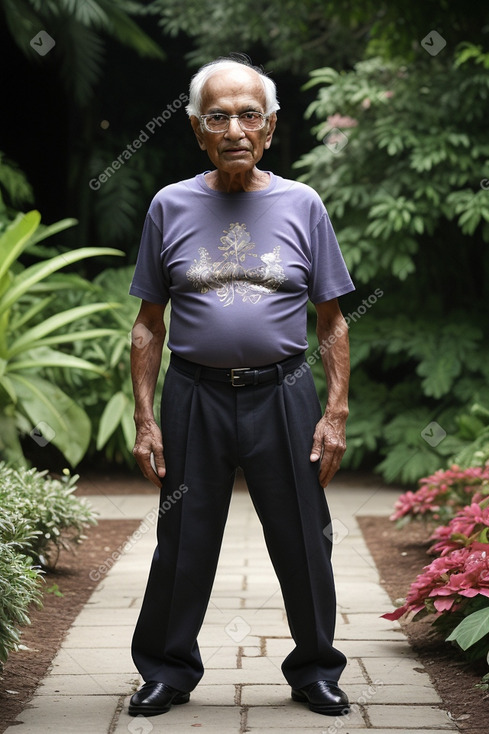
[225,117,245,138]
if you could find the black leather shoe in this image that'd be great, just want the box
[128,681,190,717]
[291,680,350,715]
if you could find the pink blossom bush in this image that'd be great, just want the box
[390,464,489,526]
[428,501,489,556]
[385,465,489,667]
[326,114,358,129]
[382,543,489,621]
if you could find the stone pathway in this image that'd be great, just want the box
[4,476,458,733]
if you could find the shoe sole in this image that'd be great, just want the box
[291,690,350,716]
[128,692,190,717]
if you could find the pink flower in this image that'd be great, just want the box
[326,114,358,129]
[429,502,489,555]
[382,543,489,622]
[390,464,489,524]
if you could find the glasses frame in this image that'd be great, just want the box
[199,111,269,134]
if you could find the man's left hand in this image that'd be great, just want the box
[310,414,347,487]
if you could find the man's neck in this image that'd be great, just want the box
[204,168,270,193]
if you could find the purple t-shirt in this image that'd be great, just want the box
[130,172,354,367]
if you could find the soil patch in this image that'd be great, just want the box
[358,515,489,734]
[0,519,140,733]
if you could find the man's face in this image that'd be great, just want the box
[191,67,276,175]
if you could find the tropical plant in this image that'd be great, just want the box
[0,0,164,107]
[36,265,169,466]
[0,210,123,466]
[298,48,489,483]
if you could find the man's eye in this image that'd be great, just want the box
[210,114,227,122]
[241,112,259,120]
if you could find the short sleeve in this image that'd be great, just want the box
[308,210,355,303]
[129,212,170,304]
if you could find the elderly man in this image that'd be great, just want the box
[128,55,354,719]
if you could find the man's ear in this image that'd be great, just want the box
[190,116,207,151]
[264,113,277,150]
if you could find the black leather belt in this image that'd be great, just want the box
[170,352,306,387]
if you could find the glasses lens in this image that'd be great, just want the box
[205,114,228,132]
[239,113,265,130]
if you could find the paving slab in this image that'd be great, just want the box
[114,701,242,733]
[368,704,456,729]
[4,695,120,733]
[3,480,456,734]
[246,703,366,728]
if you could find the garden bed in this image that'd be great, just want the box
[0,518,139,733]
[358,515,489,733]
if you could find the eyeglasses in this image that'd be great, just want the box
[200,111,269,133]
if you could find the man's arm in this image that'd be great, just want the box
[310,298,350,487]
[131,299,167,487]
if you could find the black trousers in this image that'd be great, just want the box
[131,354,347,691]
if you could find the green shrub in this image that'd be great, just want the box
[299,50,489,484]
[0,538,43,666]
[0,462,97,569]
[451,403,489,470]
[0,462,97,667]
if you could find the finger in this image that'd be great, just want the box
[319,445,345,487]
[310,436,323,462]
[139,455,162,488]
[133,446,164,488]
[150,450,166,479]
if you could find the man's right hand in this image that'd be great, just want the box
[130,300,167,488]
[133,419,166,488]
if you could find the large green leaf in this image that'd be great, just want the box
[0,247,123,317]
[22,328,121,349]
[0,211,41,285]
[7,303,120,357]
[121,405,136,452]
[446,606,489,651]
[96,391,128,450]
[25,217,78,255]
[8,346,107,376]
[9,373,91,466]
[0,413,25,465]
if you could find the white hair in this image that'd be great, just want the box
[186,56,280,118]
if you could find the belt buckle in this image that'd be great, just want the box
[230,367,250,387]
